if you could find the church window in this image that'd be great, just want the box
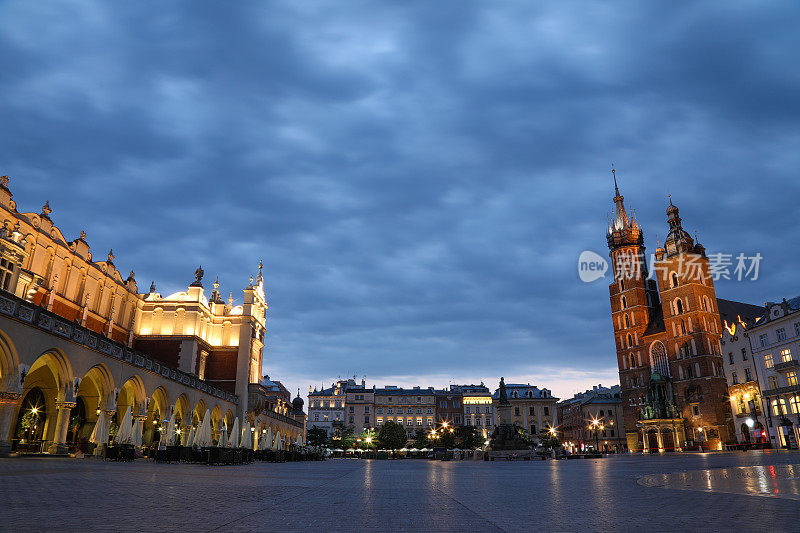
[680,319,686,335]
[671,272,679,288]
[627,334,633,348]
[676,299,684,314]
[624,315,630,328]
[629,354,635,368]
[621,296,627,309]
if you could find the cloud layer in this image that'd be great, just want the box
[1,1,798,400]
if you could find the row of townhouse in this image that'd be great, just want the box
[307,379,558,442]
[557,385,626,453]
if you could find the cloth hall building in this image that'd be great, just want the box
[606,177,761,452]
[0,177,305,456]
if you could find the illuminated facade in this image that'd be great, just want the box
[460,385,494,438]
[492,383,557,442]
[720,315,768,445]
[0,178,304,455]
[745,298,800,449]
[557,385,625,453]
[308,379,350,437]
[374,386,436,439]
[607,177,762,452]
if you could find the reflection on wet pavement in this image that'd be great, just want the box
[639,463,800,500]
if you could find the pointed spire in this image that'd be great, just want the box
[227,291,234,307]
[612,163,619,197]
[257,259,263,284]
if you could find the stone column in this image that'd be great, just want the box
[0,392,22,456]
[673,425,682,452]
[656,428,664,452]
[48,401,75,455]
[642,427,649,453]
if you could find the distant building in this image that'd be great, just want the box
[345,380,374,435]
[557,385,625,453]
[307,379,351,437]
[720,315,768,445]
[375,386,436,439]
[493,383,557,442]
[744,298,800,449]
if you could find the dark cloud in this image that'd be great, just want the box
[0,1,798,399]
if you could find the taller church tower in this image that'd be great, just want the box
[606,172,660,441]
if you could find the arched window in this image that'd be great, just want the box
[676,299,684,314]
[680,319,686,335]
[629,354,635,368]
[671,272,679,288]
[624,315,630,328]
[627,334,633,348]
[619,279,624,292]
[621,296,627,309]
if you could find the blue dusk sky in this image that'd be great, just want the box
[1,1,798,401]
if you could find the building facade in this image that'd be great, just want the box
[557,385,625,453]
[720,316,768,445]
[345,380,374,435]
[375,386,436,439]
[607,178,761,452]
[746,298,800,449]
[493,383,557,442]
[307,379,351,437]
[0,178,305,455]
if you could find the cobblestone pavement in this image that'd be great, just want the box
[1,451,799,532]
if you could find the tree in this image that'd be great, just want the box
[538,427,560,450]
[306,425,329,447]
[378,421,408,450]
[330,426,355,449]
[357,429,376,450]
[455,426,484,449]
[412,428,429,449]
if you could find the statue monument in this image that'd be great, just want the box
[488,377,535,458]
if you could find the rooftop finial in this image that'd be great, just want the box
[257,259,263,283]
[41,200,52,218]
[612,163,619,196]
[668,193,674,206]
[149,281,156,293]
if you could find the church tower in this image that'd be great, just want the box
[606,171,660,439]
[651,198,731,444]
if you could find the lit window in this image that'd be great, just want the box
[764,354,774,369]
[377,418,383,425]
[787,371,798,387]
[781,348,793,363]
[0,259,14,291]
[790,396,800,415]
[416,418,422,426]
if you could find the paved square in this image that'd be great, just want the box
[2,451,799,532]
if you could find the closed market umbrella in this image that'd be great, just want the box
[133,418,143,447]
[90,410,107,446]
[273,431,281,451]
[265,427,274,451]
[186,426,195,448]
[195,410,212,448]
[228,418,240,448]
[241,423,252,450]
[114,407,132,445]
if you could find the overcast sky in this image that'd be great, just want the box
[1,1,798,402]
